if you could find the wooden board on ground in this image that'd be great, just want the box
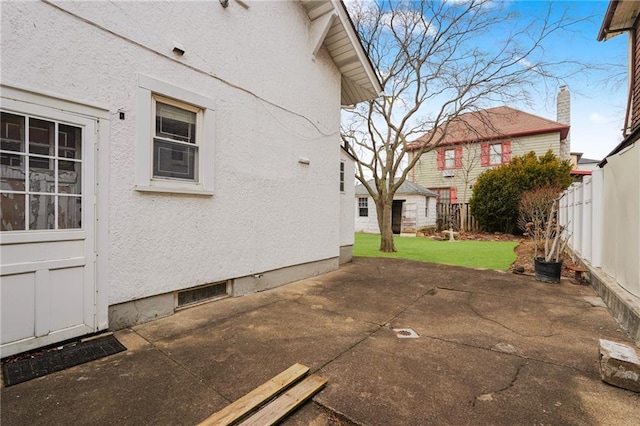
[198,363,310,426]
[238,374,328,426]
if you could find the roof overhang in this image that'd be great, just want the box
[598,0,640,41]
[407,126,569,151]
[570,170,593,176]
[301,0,382,106]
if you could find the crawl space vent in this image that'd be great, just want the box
[178,281,228,307]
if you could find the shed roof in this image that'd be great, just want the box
[301,0,382,106]
[356,180,437,197]
[409,106,569,150]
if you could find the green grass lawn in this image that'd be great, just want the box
[353,233,518,271]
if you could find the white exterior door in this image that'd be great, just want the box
[1,94,102,358]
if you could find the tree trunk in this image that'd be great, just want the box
[460,184,469,232]
[377,199,397,252]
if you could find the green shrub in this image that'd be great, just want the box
[470,150,572,233]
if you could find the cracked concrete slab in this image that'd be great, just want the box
[399,286,628,374]
[0,342,227,425]
[143,299,379,402]
[2,257,638,426]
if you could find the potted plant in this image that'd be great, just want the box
[518,187,569,283]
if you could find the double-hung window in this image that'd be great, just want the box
[444,149,455,169]
[153,96,200,181]
[481,141,511,167]
[136,74,214,195]
[489,143,502,165]
[437,147,462,170]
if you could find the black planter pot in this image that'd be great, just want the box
[534,257,562,283]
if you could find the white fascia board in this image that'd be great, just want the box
[330,0,383,99]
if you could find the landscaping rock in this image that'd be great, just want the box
[598,339,640,392]
[512,265,525,274]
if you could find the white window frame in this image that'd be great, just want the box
[339,161,345,192]
[444,149,455,169]
[489,143,503,165]
[136,74,215,196]
[152,95,200,182]
[358,197,368,217]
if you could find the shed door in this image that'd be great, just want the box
[392,200,404,234]
[1,107,97,358]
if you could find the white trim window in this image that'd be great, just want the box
[339,161,345,192]
[489,143,502,165]
[444,149,455,169]
[136,74,215,195]
[153,96,200,181]
[358,197,368,217]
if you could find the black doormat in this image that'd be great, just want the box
[1,334,126,387]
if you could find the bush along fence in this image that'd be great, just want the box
[436,203,480,232]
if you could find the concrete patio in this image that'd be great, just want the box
[2,257,639,425]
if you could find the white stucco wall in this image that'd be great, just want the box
[1,1,343,304]
[601,144,640,298]
[340,153,355,248]
[355,195,380,234]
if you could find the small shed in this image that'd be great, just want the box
[355,181,437,235]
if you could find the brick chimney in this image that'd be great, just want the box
[556,86,570,160]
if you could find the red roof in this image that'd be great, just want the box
[409,106,570,150]
[570,170,592,176]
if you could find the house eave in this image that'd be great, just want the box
[598,124,640,167]
[407,127,568,152]
[301,0,383,105]
[598,0,640,41]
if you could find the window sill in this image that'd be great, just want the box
[135,184,214,196]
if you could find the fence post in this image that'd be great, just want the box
[573,183,583,256]
[567,185,575,251]
[591,169,604,268]
[582,177,593,262]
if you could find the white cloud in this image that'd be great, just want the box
[518,58,534,70]
[588,112,608,124]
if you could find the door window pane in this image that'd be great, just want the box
[1,193,25,231]
[29,157,55,193]
[29,194,55,230]
[1,154,25,191]
[1,113,25,152]
[58,124,82,159]
[58,196,81,229]
[58,161,81,194]
[29,118,54,156]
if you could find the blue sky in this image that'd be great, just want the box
[504,0,627,160]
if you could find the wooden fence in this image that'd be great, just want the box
[436,203,480,232]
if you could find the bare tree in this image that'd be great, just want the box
[342,0,588,252]
[456,142,480,232]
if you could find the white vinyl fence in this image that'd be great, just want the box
[559,171,603,268]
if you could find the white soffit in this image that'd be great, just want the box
[301,0,382,105]
[598,0,640,41]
